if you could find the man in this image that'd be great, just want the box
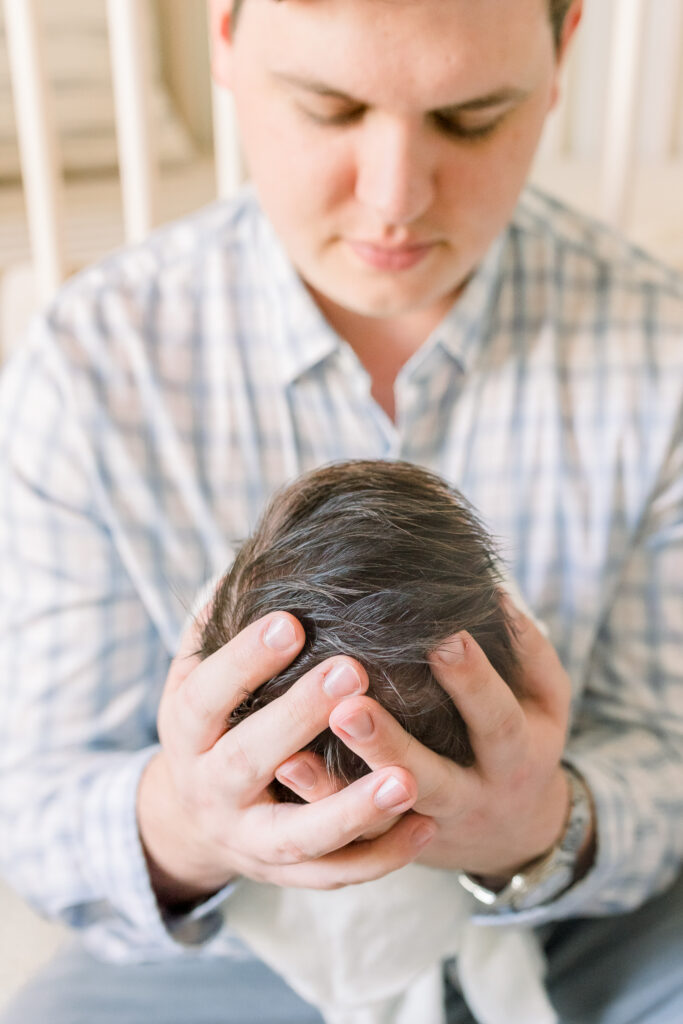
[0,1,681,1022]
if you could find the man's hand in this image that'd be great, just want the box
[137,609,435,911]
[280,609,579,883]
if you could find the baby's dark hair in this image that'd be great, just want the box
[198,460,522,800]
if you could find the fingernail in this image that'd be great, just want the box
[337,709,374,739]
[277,761,316,791]
[412,823,435,848]
[323,662,362,698]
[435,634,466,665]
[374,775,410,810]
[264,616,297,651]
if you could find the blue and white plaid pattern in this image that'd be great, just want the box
[1,186,682,961]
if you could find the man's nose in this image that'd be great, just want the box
[354,117,435,226]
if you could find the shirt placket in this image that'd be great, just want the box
[393,346,465,468]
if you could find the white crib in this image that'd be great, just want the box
[0,0,682,1009]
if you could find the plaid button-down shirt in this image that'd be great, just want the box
[1,185,682,961]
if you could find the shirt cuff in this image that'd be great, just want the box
[80,745,236,959]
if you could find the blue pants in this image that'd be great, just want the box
[3,869,683,1024]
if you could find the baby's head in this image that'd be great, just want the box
[198,460,522,800]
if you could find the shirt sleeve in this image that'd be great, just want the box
[0,322,233,961]
[475,410,683,928]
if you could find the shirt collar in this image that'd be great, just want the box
[255,204,342,385]
[430,230,508,375]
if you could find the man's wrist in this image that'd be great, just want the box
[137,752,236,912]
[459,765,596,910]
[474,766,570,890]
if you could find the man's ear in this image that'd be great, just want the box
[208,0,237,90]
[549,0,583,110]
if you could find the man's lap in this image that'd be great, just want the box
[446,868,683,1024]
[543,866,683,1024]
[0,944,326,1024]
[3,869,682,1024]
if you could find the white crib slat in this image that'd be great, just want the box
[3,0,67,301]
[210,80,244,200]
[536,104,564,162]
[106,0,157,243]
[638,0,683,160]
[206,0,244,201]
[537,44,576,163]
[600,0,647,229]
[571,0,615,160]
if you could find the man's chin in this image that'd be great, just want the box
[310,275,462,323]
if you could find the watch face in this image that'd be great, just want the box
[511,861,573,910]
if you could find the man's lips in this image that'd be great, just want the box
[347,239,436,271]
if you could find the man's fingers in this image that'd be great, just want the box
[264,766,418,864]
[501,600,572,721]
[429,632,529,780]
[275,751,343,802]
[169,611,306,754]
[207,655,369,797]
[328,696,458,815]
[272,811,436,889]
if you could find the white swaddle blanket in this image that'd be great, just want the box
[226,864,557,1024]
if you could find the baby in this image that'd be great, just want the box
[196,460,556,1024]
[199,459,524,784]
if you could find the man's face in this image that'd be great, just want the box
[211,0,578,326]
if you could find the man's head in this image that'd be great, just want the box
[209,0,582,336]
[198,460,522,801]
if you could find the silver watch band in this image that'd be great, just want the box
[457,764,594,911]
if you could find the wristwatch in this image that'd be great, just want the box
[457,765,594,911]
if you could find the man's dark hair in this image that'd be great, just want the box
[230,0,574,50]
[198,460,522,800]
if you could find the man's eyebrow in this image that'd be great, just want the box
[271,73,530,112]
[443,87,530,112]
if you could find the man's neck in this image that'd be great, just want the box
[309,288,461,422]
